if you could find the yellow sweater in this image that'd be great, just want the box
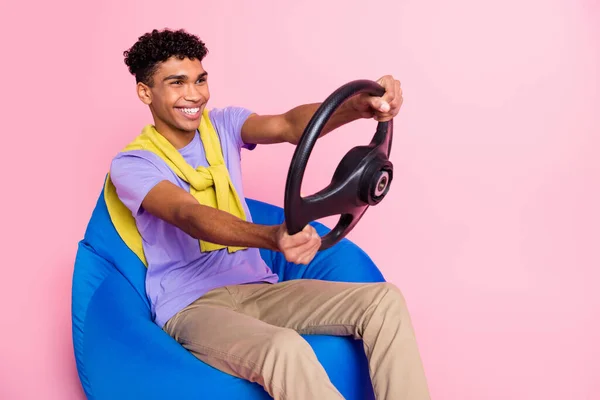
[104,109,247,267]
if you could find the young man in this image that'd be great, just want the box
[109,28,430,400]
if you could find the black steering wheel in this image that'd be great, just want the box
[284,79,394,250]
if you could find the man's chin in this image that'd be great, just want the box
[174,118,201,133]
[180,124,200,134]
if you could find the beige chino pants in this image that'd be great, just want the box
[164,279,430,400]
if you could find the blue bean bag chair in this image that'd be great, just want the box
[72,187,386,399]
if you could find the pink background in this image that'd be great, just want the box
[1,0,598,399]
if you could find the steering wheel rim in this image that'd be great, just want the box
[284,79,394,251]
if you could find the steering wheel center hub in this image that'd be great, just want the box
[376,172,389,195]
[358,157,393,206]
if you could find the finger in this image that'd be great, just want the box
[287,225,317,249]
[296,237,321,265]
[289,236,320,264]
[377,75,397,104]
[382,79,401,114]
[304,224,318,235]
[374,80,403,121]
[305,230,322,254]
[293,227,321,263]
[369,76,399,114]
[388,80,402,110]
[366,95,390,113]
[284,226,311,248]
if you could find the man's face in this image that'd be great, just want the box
[139,56,210,134]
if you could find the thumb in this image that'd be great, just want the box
[288,224,311,243]
[303,224,320,239]
[368,96,390,113]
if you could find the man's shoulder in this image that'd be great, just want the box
[110,149,171,181]
[209,106,254,127]
[208,106,256,151]
[111,148,164,167]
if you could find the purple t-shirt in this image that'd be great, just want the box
[110,106,280,327]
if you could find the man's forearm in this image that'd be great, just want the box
[176,203,280,251]
[282,101,361,144]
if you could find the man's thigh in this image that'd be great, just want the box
[230,279,402,337]
[164,287,305,382]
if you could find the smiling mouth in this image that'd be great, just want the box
[176,107,201,119]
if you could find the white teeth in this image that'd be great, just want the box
[180,107,199,114]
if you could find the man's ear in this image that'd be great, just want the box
[137,82,152,105]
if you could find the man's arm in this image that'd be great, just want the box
[141,180,321,264]
[240,101,360,146]
[240,75,403,146]
[142,180,279,249]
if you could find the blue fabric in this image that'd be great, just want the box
[72,188,386,399]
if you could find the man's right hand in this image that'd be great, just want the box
[276,223,322,265]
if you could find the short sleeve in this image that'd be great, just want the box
[109,150,173,217]
[209,106,256,151]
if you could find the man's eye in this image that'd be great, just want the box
[172,80,183,85]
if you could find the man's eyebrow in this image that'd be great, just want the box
[163,72,208,82]
[163,74,187,82]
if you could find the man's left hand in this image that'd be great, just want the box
[349,75,403,122]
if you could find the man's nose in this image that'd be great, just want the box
[184,84,202,102]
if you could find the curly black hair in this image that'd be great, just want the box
[123,28,208,86]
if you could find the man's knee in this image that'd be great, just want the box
[371,282,408,313]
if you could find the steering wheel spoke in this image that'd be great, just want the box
[300,181,362,224]
[318,206,368,250]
